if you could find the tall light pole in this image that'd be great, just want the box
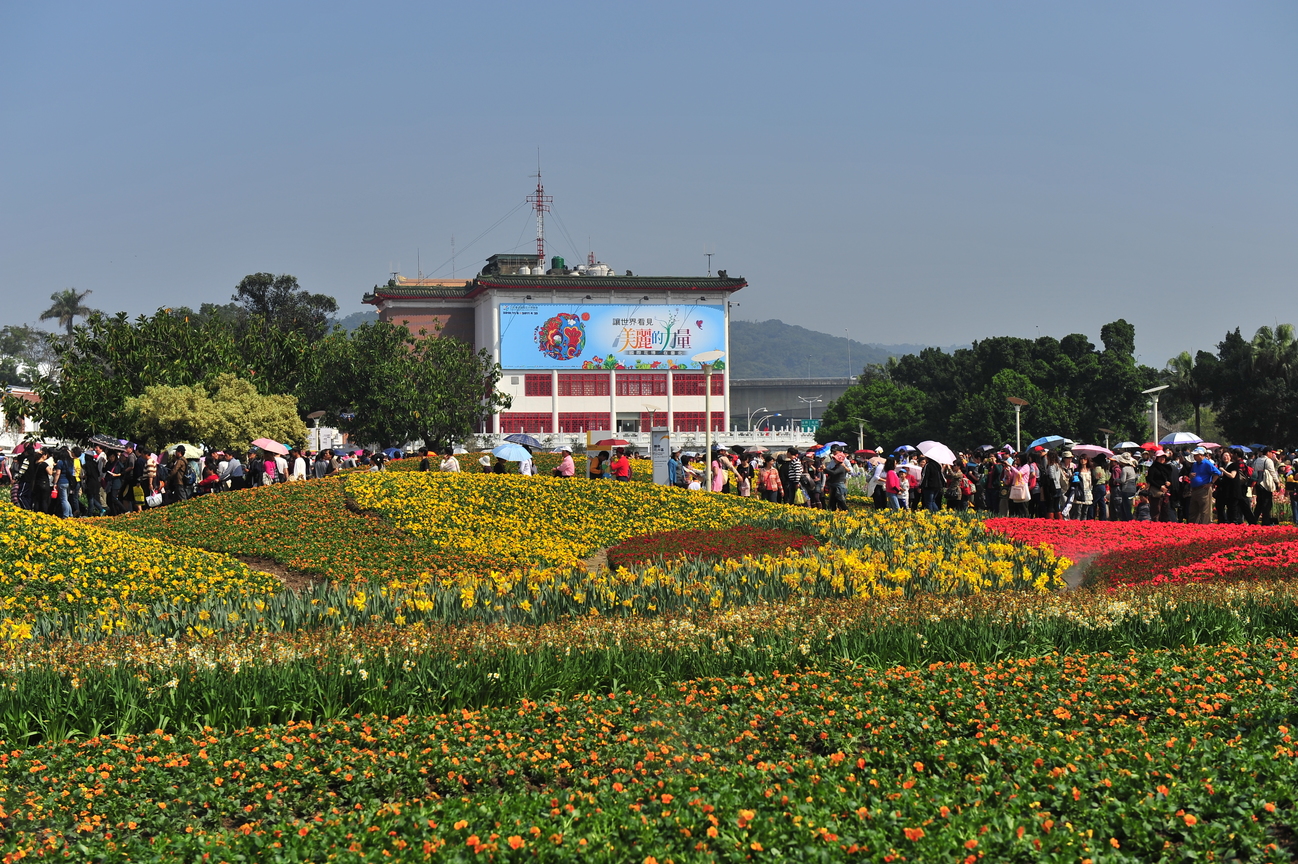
[753,412,780,431]
[845,329,851,380]
[798,395,823,420]
[1007,397,1028,453]
[643,403,661,431]
[307,410,326,452]
[746,405,768,432]
[1098,427,1114,450]
[693,350,726,493]
[1143,385,1170,444]
[849,416,867,451]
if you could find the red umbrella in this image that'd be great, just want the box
[592,438,630,448]
[1140,442,1161,451]
[855,449,876,455]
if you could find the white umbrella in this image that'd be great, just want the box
[1114,441,1141,451]
[917,440,957,465]
[1071,444,1114,458]
[1159,431,1202,446]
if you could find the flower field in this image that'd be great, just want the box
[0,501,278,637]
[4,641,1298,860]
[13,482,1298,858]
[605,526,820,571]
[989,518,1298,589]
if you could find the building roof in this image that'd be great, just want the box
[364,274,747,304]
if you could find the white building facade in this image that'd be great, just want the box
[363,254,747,440]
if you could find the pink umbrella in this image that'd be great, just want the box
[1071,444,1113,458]
[1200,442,1221,449]
[251,438,289,456]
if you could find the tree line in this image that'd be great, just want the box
[2,275,509,451]
[817,319,1298,450]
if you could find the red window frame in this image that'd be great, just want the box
[671,374,724,396]
[558,412,613,433]
[499,413,553,433]
[615,373,668,397]
[524,374,552,397]
[558,373,611,397]
[671,411,726,432]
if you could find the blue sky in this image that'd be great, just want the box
[2,1,1294,367]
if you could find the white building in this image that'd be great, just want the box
[363,254,747,438]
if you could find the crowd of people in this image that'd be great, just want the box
[651,440,1298,525]
[0,439,395,517]
[6,433,1295,527]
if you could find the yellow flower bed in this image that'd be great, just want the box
[0,502,281,634]
[346,472,774,568]
[345,474,1068,619]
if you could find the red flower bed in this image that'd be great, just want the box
[986,518,1298,588]
[606,526,819,571]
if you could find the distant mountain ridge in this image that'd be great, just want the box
[331,310,946,378]
[331,310,379,332]
[730,319,957,379]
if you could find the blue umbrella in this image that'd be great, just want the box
[504,433,543,448]
[382,447,403,459]
[1029,435,1067,450]
[492,443,533,462]
[894,444,917,453]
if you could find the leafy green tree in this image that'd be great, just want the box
[39,288,98,336]
[305,322,510,449]
[125,373,307,453]
[233,273,338,341]
[0,325,55,387]
[1162,350,1214,437]
[817,377,928,450]
[1207,324,1298,446]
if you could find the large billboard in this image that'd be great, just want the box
[499,303,726,370]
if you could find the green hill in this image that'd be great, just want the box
[730,319,944,378]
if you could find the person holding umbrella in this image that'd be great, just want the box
[919,454,944,512]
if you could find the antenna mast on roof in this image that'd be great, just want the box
[450,235,456,278]
[526,151,551,269]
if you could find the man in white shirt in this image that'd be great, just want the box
[440,452,461,472]
[290,449,308,481]
[518,456,535,476]
[274,453,289,484]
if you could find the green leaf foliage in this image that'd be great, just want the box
[817,320,1159,449]
[303,321,509,449]
[124,373,307,453]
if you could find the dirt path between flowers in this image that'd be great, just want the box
[1059,552,1099,591]
[582,548,609,575]
[233,555,317,593]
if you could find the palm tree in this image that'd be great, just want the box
[1251,323,1298,384]
[39,288,96,337]
[1164,351,1209,437]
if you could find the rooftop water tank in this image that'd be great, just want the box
[551,256,565,272]
[518,265,531,275]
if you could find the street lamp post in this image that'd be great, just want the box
[1142,385,1170,445]
[753,412,780,432]
[849,416,867,451]
[1098,427,1114,450]
[307,410,326,452]
[692,350,726,493]
[746,405,768,432]
[1007,397,1028,453]
[798,395,823,420]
